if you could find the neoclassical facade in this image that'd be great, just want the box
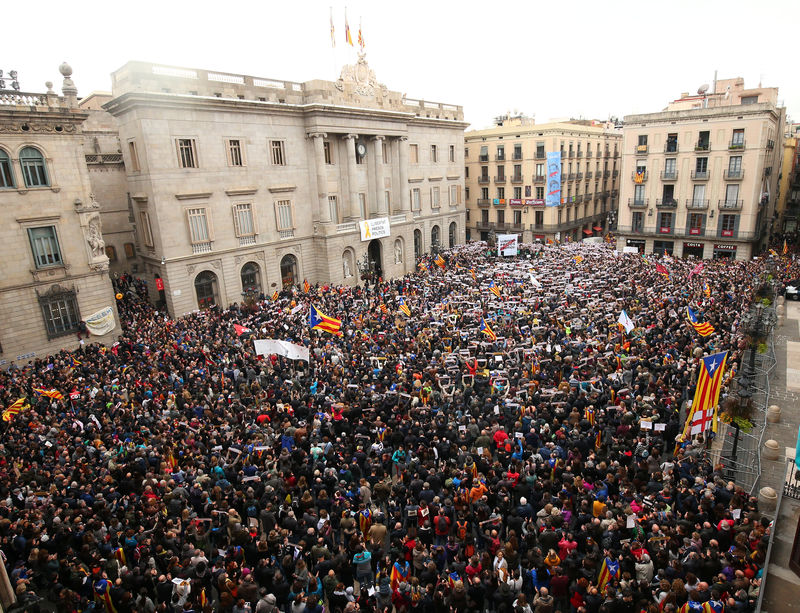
[0,65,120,366]
[104,58,467,316]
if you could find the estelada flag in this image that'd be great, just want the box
[309,304,342,336]
[434,254,446,270]
[398,297,412,317]
[479,317,497,341]
[488,280,502,298]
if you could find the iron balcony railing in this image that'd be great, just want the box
[686,199,709,210]
[661,170,678,181]
[628,198,648,208]
[691,170,709,180]
[656,198,678,208]
[724,169,744,180]
[718,199,744,210]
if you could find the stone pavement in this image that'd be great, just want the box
[758,298,800,613]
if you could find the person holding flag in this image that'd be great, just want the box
[309,304,342,336]
[480,317,497,341]
[686,306,715,336]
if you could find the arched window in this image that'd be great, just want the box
[105,245,117,262]
[19,147,49,187]
[0,149,15,188]
[124,243,136,259]
[449,222,457,248]
[194,271,219,309]
[280,254,298,288]
[241,261,262,294]
[431,225,440,249]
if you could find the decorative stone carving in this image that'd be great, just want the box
[254,251,266,262]
[395,240,403,264]
[234,255,244,265]
[0,122,77,134]
[211,259,222,270]
[335,53,388,98]
[186,264,197,275]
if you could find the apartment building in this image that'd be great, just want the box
[0,64,120,366]
[616,78,785,259]
[464,117,621,244]
[104,58,467,316]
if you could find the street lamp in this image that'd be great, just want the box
[357,252,373,282]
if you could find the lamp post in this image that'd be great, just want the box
[357,252,373,283]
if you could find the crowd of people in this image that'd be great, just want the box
[1,240,797,613]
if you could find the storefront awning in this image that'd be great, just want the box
[583,229,593,235]
[593,225,603,231]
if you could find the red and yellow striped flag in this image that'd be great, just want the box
[2,398,29,422]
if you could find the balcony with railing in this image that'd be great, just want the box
[585,193,594,202]
[476,220,492,230]
[494,175,507,183]
[535,152,546,159]
[604,170,610,179]
[656,198,678,209]
[631,171,649,182]
[576,172,584,180]
[478,175,490,184]
[664,143,679,153]
[683,226,706,237]
[686,198,709,210]
[567,150,575,158]
[611,189,619,198]
[192,241,213,254]
[766,139,775,150]
[728,140,745,151]
[512,153,523,161]
[718,199,743,210]
[691,170,709,180]
[577,151,584,158]
[724,168,744,180]
[587,150,593,158]
[511,174,524,184]
[694,142,710,152]
[628,198,648,208]
[658,168,676,180]
[613,150,620,158]
[566,172,576,181]
[586,171,593,179]
[478,155,489,162]
[476,199,491,208]
[612,170,619,178]
[533,174,545,184]
[495,154,505,161]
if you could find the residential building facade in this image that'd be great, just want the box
[0,64,120,367]
[104,58,467,316]
[616,78,785,259]
[464,117,621,244]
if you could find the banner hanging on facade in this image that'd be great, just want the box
[546,151,561,207]
[85,306,116,336]
[359,217,390,241]
[253,339,310,362]
[497,234,519,256]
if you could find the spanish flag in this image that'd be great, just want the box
[480,317,497,341]
[398,297,412,317]
[309,304,343,336]
[345,10,353,46]
[489,280,502,298]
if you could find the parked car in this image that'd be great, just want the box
[785,279,800,300]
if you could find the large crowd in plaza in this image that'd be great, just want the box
[1,240,798,613]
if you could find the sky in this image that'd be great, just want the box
[4,0,797,130]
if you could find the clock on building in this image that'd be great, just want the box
[356,143,367,158]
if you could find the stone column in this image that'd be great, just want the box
[308,132,330,223]
[372,136,386,215]
[343,134,360,219]
[398,136,410,213]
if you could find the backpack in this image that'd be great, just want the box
[456,521,468,540]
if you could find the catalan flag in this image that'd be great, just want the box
[310,304,342,336]
[114,547,127,566]
[390,561,409,590]
[703,281,711,298]
[357,18,364,50]
[634,170,645,184]
[585,407,595,426]
[94,578,117,613]
[655,263,670,280]
[2,398,29,422]
[783,239,789,255]
[597,556,619,594]
[573,255,584,265]
[67,356,82,368]
[488,280,502,298]
[686,306,715,337]
[398,297,412,317]
[480,317,497,341]
[304,279,310,293]
[418,261,428,273]
[769,248,778,257]
[595,429,602,450]
[200,588,208,609]
[271,290,279,301]
[345,10,353,46]
[469,267,476,280]
[168,453,178,471]
[380,304,388,314]
[447,571,460,589]
[434,254,446,270]
[32,388,64,400]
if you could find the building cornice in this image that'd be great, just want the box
[623,103,781,126]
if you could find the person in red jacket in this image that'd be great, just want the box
[433,509,451,546]
[493,428,509,449]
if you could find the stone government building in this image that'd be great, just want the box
[103,57,468,316]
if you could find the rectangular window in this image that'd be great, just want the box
[39,287,80,339]
[464,147,469,159]
[513,164,522,179]
[513,210,522,225]
[140,211,154,247]
[186,208,211,244]
[450,184,459,205]
[105,245,117,262]
[412,188,421,211]
[496,145,505,160]
[28,226,62,268]
[725,184,739,204]
[497,166,505,180]
[536,187,544,199]
[227,139,244,167]
[513,143,522,160]
[270,140,286,165]
[232,203,256,237]
[721,214,736,234]
[328,195,339,223]
[695,157,708,174]
[634,184,645,203]
[665,133,678,153]
[479,145,488,162]
[358,193,367,218]
[741,95,758,105]
[449,144,455,163]
[535,210,543,226]
[481,209,489,223]
[324,140,333,165]
[659,211,673,232]
[128,141,140,172]
[697,130,710,149]
[497,210,505,224]
[275,200,294,236]
[692,184,706,204]
[632,211,644,231]
[664,158,676,174]
[728,156,742,173]
[535,163,544,178]
[514,186,522,199]
[410,144,419,164]
[124,242,136,259]
[431,186,440,209]
[430,145,438,163]
[731,129,745,148]
[176,138,198,168]
[497,187,505,199]
[688,213,704,234]
[481,187,489,200]
[536,142,545,158]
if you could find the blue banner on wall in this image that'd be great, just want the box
[546,151,561,207]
